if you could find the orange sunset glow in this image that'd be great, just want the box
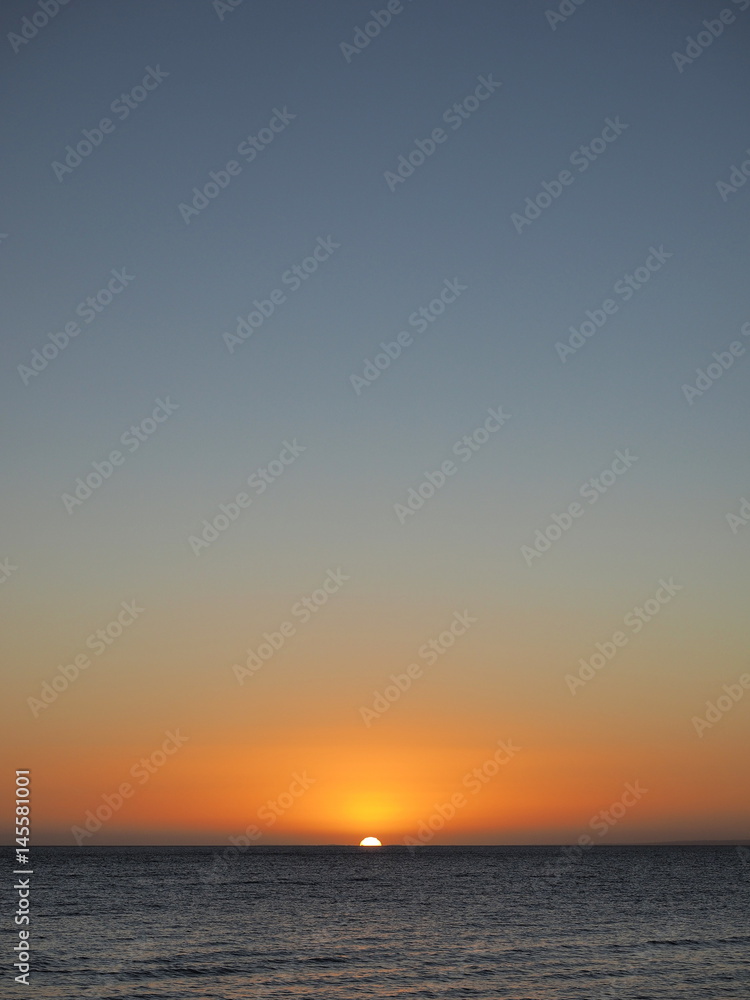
[6,605,748,846]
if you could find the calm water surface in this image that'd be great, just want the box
[4,846,749,999]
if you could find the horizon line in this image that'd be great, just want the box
[7,840,749,849]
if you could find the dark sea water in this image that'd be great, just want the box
[4,845,749,999]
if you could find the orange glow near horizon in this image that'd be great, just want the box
[4,584,749,846]
[11,710,750,845]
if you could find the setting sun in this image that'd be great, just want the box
[359,837,382,847]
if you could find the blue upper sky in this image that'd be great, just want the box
[4,0,748,591]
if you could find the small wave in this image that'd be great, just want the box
[643,937,706,947]
[301,955,349,964]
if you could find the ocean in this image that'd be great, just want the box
[5,845,749,998]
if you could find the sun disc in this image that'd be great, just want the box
[359,836,382,847]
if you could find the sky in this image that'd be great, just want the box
[1,0,749,847]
